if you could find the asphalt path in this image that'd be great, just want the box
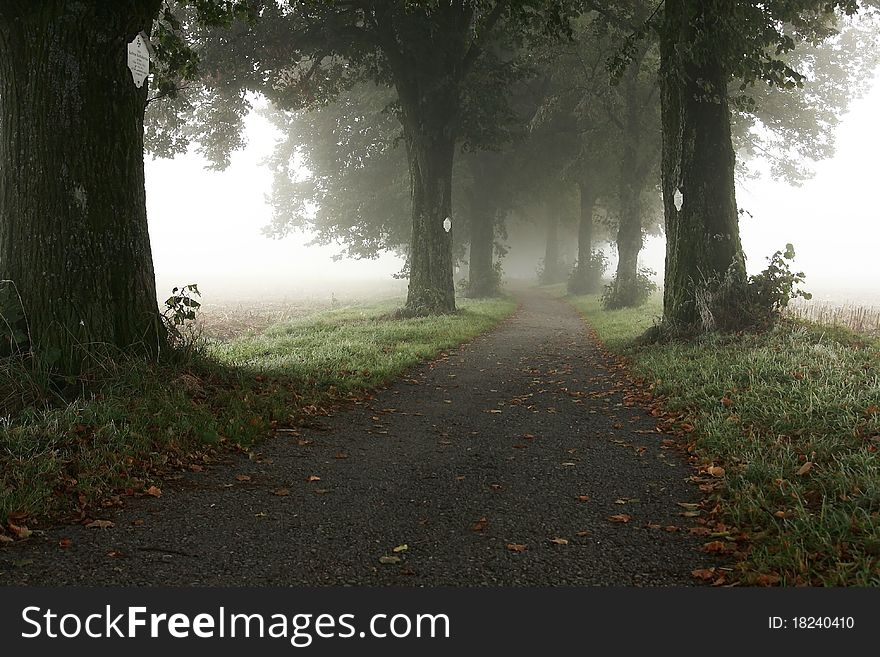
[5,289,707,585]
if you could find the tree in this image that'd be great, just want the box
[262,83,412,262]
[0,1,164,370]
[528,7,661,300]
[659,0,861,328]
[147,0,575,314]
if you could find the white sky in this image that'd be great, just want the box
[146,68,880,307]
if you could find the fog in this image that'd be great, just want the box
[146,67,880,308]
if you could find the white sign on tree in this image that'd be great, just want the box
[127,32,151,88]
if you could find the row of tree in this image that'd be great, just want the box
[0,1,876,372]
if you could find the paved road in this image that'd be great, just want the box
[5,289,707,585]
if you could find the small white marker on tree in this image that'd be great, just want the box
[443,217,452,233]
[673,188,684,212]
[127,32,153,88]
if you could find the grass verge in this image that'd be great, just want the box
[0,296,516,530]
[568,293,880,586]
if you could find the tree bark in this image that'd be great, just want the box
[542,203,563,284]
[570,180,600,294]
[401,119,457,314]
[467,200,495,298]
[0,1,163,369]
[660,0,746,326]
[614,181,643,300]
[612,66,646,306]
[576,181,595,273]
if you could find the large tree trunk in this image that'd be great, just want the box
[660,0,746,327]
[467,201,495,298]
[402,123,456,314]
[0,1,163,370]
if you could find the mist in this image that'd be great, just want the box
[146,76,880,309]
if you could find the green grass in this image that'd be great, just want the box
[0,296,516,528]
[569,294,880,586]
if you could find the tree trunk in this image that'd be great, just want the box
[614,179,641,296]
[0,1,163,370]
[576,181,595,274]
[569,180,600,294]
[660,0,746,327]
[543,205,562,284]
[394,69,459,315]
[612,67,645,306]
[467,202,495,298]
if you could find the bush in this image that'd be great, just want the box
[567,250,607,295]
[601,267,658,309]
[536,257,568,285]
[694,244,811,332]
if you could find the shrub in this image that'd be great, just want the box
[567,250,607,295]
[601,267,658,309]
[694,244,811,332]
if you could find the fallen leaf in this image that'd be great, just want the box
[703,540,726,553]
[0,535,14,544]
[706,465,725,477]
[379,556,401,565]
[8,523,32,539]
[85,520,114,529]
[549,537,569,545]
[471,517,489,532]
[756,573,782,586]
[334,453,349,460]
[107,550,125,558]
[313,489,330,494]
[59,538,72,549]
[796,461,813,476]
[392,544,408,553]
[145,485,162,497]
[691,568,716,581]
[235,475,251,482]
[577,495,591,502]
[490,484,503,491]
[273,488,290,497]
[296,439,312,447]
[576,530,591,537]
[646,523,662,530]
[561,462,576,467]
[664,526,680,533]
[677,502,701,509]
[506,543,528,553]
[609,514,632,523]
[307,475,321,482]
[774,510,786,518]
